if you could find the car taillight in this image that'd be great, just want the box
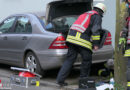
[49,36,68,49]
[104,32,112,45]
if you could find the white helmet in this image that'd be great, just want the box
[94,3,107,13]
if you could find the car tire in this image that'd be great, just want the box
[24,52,44,76]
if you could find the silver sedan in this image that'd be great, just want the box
[0,14,113,75]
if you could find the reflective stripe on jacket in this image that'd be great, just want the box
[127,82,130,87]
[91,35,100,40]
[70,10,98,33]
[66,30,92,51]
[124,49,130,57]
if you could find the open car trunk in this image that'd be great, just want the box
[46,0,92,24]
[45,0,108,47]
[45,0,92,35]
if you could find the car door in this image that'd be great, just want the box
[0,17,17,61]
[7,16,32,62]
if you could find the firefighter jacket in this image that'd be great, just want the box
[70,10,98,33]
[66,10,102,51]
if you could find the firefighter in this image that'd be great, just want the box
[119,1,130,89]
[119,6,130,90]
[56,3,107,87]
[126,0,130,15]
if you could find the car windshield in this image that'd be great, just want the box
[48,16,78,33]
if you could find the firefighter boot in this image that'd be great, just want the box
[127,86,130,90]
[127,68,130,90]
[78,77,96,90]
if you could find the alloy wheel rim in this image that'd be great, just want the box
[26,55,37,72]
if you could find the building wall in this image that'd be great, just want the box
[0,0,49,21]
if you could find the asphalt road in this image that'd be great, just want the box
[0,63,107,90]
[0,63,80,90]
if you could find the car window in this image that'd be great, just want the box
[53,16,77,27]
[48,16,78,33]
[14,17,32,33]
[65,17,78,27]
[0,17,16,34]
[38,16,45,28]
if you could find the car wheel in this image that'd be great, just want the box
[25,52,43,75]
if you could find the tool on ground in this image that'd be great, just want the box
[77,77,96,90]
[10,67,41,88]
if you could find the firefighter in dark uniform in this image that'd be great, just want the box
[120,18,130,90]
[119,1,130,90]
[56,3,107,86]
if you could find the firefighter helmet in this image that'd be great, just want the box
[94,3,107,13]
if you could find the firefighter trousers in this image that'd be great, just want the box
[56,43,92,83]
[127,57,130,90]
[127,57,130,81]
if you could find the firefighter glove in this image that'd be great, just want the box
[118,38,126,45]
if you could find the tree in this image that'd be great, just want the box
[114,0,128,89]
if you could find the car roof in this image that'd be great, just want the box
[8,12,45,18]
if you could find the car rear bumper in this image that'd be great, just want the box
[74,45,114,65]
[35,49,68,70]
[92,45,114,63]
[36,45,113,70]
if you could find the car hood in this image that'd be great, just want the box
[46,0,92,24]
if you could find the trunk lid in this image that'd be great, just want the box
[46,0,92,24]
[45,0,92,37]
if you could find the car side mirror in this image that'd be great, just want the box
[45,23,54,30]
